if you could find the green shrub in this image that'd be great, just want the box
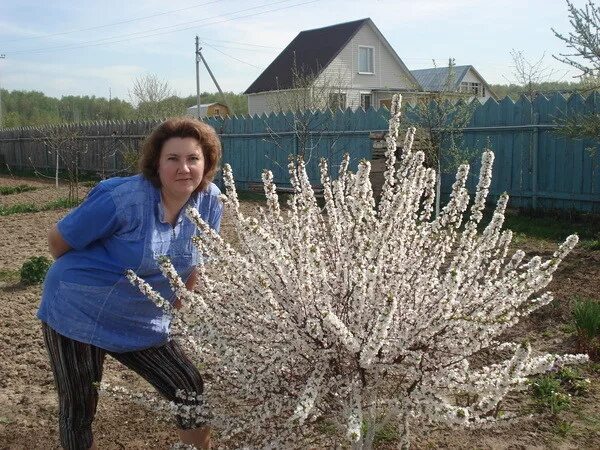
[20,256,52,285]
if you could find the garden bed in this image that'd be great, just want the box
[0,175,598,449]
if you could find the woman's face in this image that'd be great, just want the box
[157,137,205,199]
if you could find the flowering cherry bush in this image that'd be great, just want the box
[126,94,586,449]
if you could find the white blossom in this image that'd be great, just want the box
[127,94,586,449]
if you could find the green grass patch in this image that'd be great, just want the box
[0,184,37,195]
[0,197,82,216]
[0,269,20,284]
[44,198,82,210]
[503,212,600,243]
[530,367,590,415]
[574,299,600,340]
[530,374,571,414]
[0,203,39,215]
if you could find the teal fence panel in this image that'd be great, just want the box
[438,93,600,213]
[0,94,598,212]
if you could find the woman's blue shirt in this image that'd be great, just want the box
[37,174,223,352]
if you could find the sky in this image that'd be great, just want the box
[0,0,588,101]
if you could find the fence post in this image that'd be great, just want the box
[532,112,539,210]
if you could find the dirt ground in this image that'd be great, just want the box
[0,176,599,449]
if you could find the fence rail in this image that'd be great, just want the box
[0,93,599,212]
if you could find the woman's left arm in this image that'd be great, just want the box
[173,267,198,309]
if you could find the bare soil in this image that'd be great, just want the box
[0,176,599,449]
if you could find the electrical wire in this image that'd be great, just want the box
[0,0,221,44]
[201,41,264,69]
[4,0,316,55]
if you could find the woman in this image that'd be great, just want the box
[37,117,223,450]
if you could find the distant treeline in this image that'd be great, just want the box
[0,80,594,128]
[0,89,249,128]
[488,80,593,99]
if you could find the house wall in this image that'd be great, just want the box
[462,68,494,102]
[248,92,279,116]
[317,22,415,110]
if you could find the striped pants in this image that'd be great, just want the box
[42,323,204,450]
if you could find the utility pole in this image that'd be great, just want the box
[195,36,228,119]
[195,36,201,119]
[0,54,5,128]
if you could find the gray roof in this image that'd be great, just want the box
[410,65,472,92]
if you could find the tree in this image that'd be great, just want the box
[402,58,478,215]
[129,73,184,118]
[126,94,585,449]
[552,0,600,140]
[265,57,355,178]
[506,50,559,101]
[38,125,86,202]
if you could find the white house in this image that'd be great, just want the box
[410,65,498,102]
[244,18,421,115]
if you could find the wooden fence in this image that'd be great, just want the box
[0,93,599,212]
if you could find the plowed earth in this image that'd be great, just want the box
[0,176,598,449]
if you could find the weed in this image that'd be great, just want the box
[0,184,37,195]
[556,367,591,395]
[530,375,571,415]
[373,422,399,445]
[20,256,52,285]
[0,269,20,283]
[573,298,600,338]
[554,420,573,437]
[581,239,600,251]
[560,323,577,334]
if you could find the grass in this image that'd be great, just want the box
[0,203,39,215]
[0,197,82,216]
[573,299,600,340]
[530,367,590,416]
[0,269,20,284]
[0,184,37,195]
[503,210,600,245]
[530,374,571,415]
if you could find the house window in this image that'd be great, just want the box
[360,93,372,110]
[358,46,374,73]
[328,93,347,109]
[459,81,483,96]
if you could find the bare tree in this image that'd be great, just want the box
[552,1,600,141]
[402,58,478,215]
[506,50,559,101]
[129,73,184,118]
[38,125,87,203]
[265,57,354,179]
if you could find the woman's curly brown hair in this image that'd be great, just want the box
[138,117,221,193]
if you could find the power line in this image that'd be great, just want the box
[201,41,264,69]
[4,0,313,55]
[0,0,222,45]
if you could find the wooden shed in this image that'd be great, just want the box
[186,102,230,118]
